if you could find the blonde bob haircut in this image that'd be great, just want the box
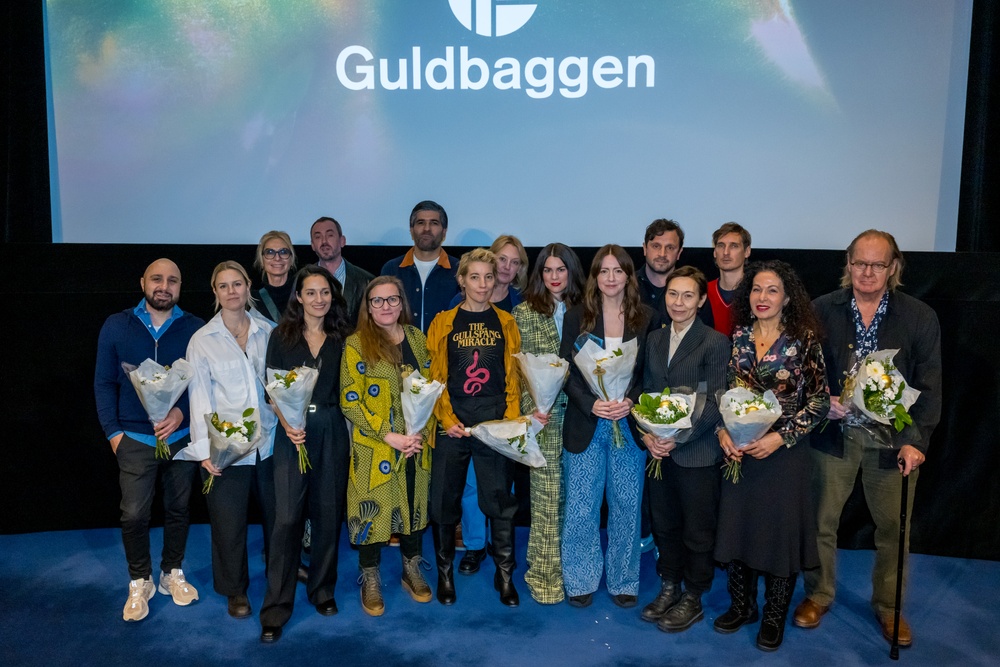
[490,235,529,291]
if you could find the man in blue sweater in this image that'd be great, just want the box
[94,258,206,622]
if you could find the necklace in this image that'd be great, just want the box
[226,316,249,340]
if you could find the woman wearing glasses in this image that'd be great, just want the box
[340,276,435,616]
[253,231,297,323]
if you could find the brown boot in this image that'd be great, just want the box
[358,566,384,617]
[793,598,830,629]
[402,555,433,603]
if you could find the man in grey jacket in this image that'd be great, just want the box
[310,216,374,324]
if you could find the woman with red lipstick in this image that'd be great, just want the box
[512,243,585,604]
[713,260,829,652]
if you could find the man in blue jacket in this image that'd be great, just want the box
[380,200,459,332]
[94,258,206,622]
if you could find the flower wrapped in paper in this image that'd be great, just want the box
[202,407,261,493]
[399,369,444,470]
[470,415,547,468]
[264,366,320,473]
[631,388,696,479]
[849,349,920,436]
[572,336,639,447]
[122,358,194,459]
[513,352,570,415]
[718,387,781,483]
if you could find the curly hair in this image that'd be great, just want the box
[731,260,820,343]
[275,265,351,347]
[581,244,648,334]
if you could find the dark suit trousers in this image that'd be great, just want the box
[431,433,517,525]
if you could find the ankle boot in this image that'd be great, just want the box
[714,560,759,633]
[433,523,456,605]
[358,566,384,617]
[757,573,796,651]
[490,519,519,607]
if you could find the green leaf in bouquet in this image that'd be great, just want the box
[892,404,913,433]
[612,348,623,357]
[242,407,254,419]
[639,393,659,413]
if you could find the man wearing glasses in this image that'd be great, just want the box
[793,230,941,648]
[311,216,374,324]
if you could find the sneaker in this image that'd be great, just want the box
[123,577,156,622]
[401,556,433,603]
[358,566,384,617]
[158,568,199,606]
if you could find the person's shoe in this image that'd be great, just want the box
[458,548,487,575]
[755,573,795,652]
[401,556,433,603]
[315,598,338,616]
[494,568,520,607]
[878,611,913,647]
[567,593,593,608]
[227,594,251,619]
[122,577,156,622]
[657,592,704,633]
[611,594,638,609]
[359,566,384,617]
[260,625,282,643]
[296,563,309,584]
[793,598,829,629]
[641,580,681,622]
[714,560,758,634]
[158,568,199,606]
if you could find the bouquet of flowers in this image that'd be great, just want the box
[513,352,570,415]
[631,387,696,479]
[470,415,547,468]
[398,369,444,470]
[572,336,639,447]
[264,366,320,473]
[849,349,920,434]
[717,387,781,483]
[202,407,260,494]
[122,358,194,459]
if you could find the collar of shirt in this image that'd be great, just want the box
[133,299,184,340]
[333,259,347,286]
[850,290,889,359]
[668,319,695,362]
[553,300,567,340]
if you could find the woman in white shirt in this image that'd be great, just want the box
[180,260,276,619]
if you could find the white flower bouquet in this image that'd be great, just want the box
[202,407,260,493]
[470,415,547,468]
[718,387,782,483]
[513,352,570,415]
[264,366,320,473]
[122,358,194,459]
[573,337,639,447]
[850,349,920,434]
[631,388,696,479]
[398,369,444,470]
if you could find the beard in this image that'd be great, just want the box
[145,289,177,312]
[414,233,442,252]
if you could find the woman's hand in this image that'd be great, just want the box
[532,409,550,426]
[643,434,676,459]
[718,429,742,461]
[284,426,306,446]
[743,432,784,459]
[201,459,222,476]
[592,399,632,421]
[446,422,469,439]
[827,394,850,420]
[386,432,424,457]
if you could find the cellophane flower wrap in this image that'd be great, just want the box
[264,366,319,473]
[470,416,547,468]
[514,352,569,415]
[631,388,696,479]
[849,349,920,435]
[122,358,194,460]
[202,407,260,493]
[718,387,781,483]
[400,370,444,437]
[573,337,639,447]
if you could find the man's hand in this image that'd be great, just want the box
[827,395,851,420]
[897,444,925,476]
[110,433,124,455]
[154,407,184,441]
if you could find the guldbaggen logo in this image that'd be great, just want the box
[448,0,537,37]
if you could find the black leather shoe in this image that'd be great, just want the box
[494,569,520,607]
[567,594,593,608]
[315,598,338,616]
[227,594,251,619]
[297,564,309,584]
[260,625,282,643]
[612,594,638,609]
[641,580,681,622]
[657,592,704,633]
[437,568,456,605]
[458,548,487,575]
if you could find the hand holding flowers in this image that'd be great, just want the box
[631,388,695,479]
[398,370,444,470]
[122,358,194,459]
[572,337,639,447]
[202,407,260,493]
[264,366,319,473]
[850,349,920,434]
[470,416,547,468]
[717,387,782,483]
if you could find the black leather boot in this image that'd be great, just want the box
[490,519,519,607]
[757,573,796,651]
[433,523,456,605]
[714,560,759,633]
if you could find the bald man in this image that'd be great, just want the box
[95,259,206,622]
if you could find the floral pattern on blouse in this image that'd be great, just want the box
[728,325,830,447]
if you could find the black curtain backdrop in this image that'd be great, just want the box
[3,3,999,561]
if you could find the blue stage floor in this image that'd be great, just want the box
[1,525,998,666]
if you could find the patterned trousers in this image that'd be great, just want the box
[524,397,567,603]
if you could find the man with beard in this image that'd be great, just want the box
[94,258,206,622]
[637,219,684,311]
[706,222,752,337]
[311,216,374,325]
[381,200,459,332]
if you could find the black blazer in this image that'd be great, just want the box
[559,303,662,454]
[642,318,729,468]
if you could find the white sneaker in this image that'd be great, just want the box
[123,577,155,621]
[158,568,199,606]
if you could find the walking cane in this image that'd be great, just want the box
[890,468,910,660]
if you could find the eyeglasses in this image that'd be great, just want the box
[849,260,890,273]
[369,295,401,308]
[263,248,291,259]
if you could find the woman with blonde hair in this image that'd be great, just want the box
[253,230,297,322]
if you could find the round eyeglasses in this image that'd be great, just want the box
[369,295,402,308]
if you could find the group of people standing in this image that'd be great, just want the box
[95,202,940,652]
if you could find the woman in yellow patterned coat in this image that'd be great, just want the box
[340,276,434,617]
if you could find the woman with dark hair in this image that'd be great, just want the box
[252,231,297,322]
[340,276,435,617]
[713,260,829,651]
[427,248,523,607]
[560,244,660,609]
[258,265,352,643]
[511,242,585,604]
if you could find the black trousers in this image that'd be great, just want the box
[202,451,275,597]
[260,410,349,627]
[647,456,721,595]
[431,433,517,525]
[117,435,197,580]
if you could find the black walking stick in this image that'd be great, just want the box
[890,468,910,660]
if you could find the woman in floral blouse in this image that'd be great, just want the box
[713,260,830,652]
